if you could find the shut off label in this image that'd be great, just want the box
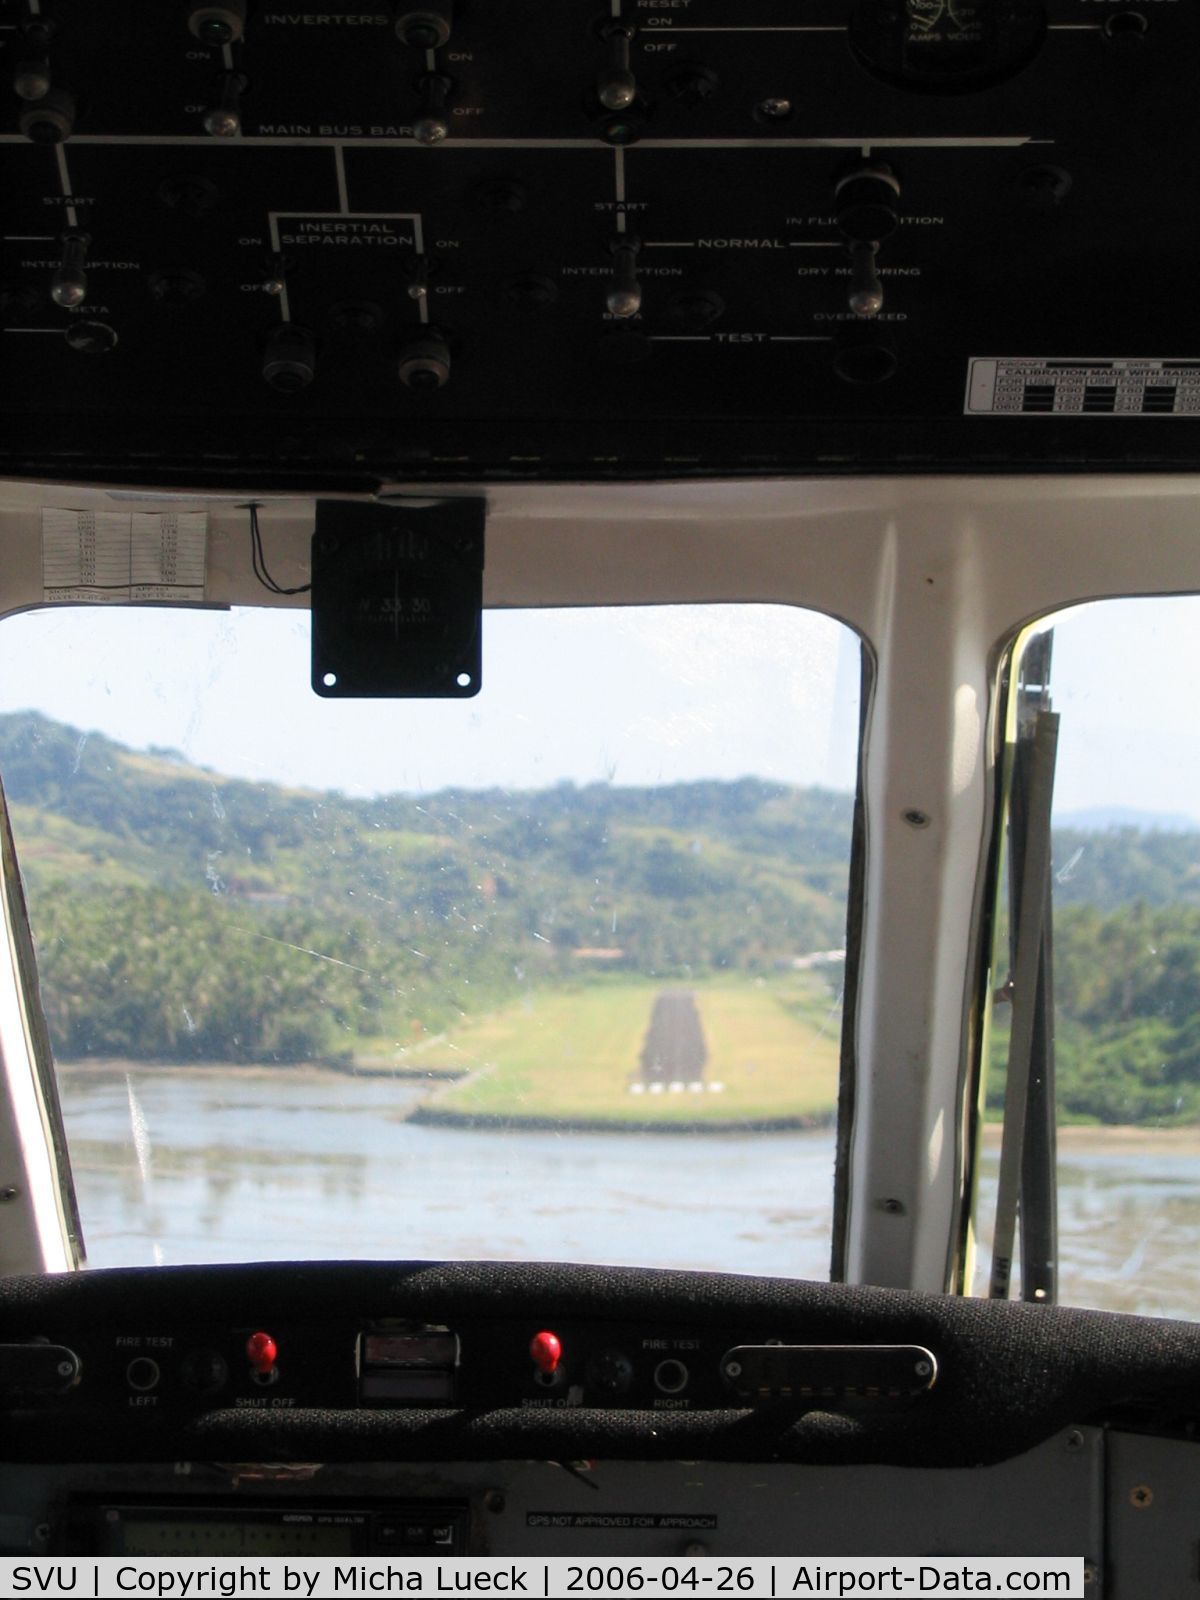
[966,358,1200,416]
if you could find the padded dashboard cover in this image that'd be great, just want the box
[0,1262,1196,1465]
[2,0,1200,486]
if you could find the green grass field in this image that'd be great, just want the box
[410,978,841,1126]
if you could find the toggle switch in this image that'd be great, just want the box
[262,253,289,298]
[245,1331,278,1375]
[847,242,883,318]
[50,232,89,308]
[529,1330,563,1376]
[394,2,453,49]
[413,73,452,145]
[597,24,638,112]
[406,254,431,305]
[835,165,901,319]
[202,71,247,137]
[187,1,246,45]
[13,59,51,101]
[606,238,642,318]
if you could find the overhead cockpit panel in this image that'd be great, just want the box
[0,0,1195,486]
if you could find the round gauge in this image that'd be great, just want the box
[849,0,1047,92]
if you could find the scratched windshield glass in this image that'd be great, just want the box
[0,602,859,1272]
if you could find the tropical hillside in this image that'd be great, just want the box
[3,710,1200,1124]
[0,711,852,1072]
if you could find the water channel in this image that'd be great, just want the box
[55,1065,1200,1321]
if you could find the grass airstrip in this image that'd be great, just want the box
[406,978,841,1130]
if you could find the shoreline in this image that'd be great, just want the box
[53,1057,464,1083]
[981,1122,1200,1157]
[408,1105,835,1135]
[52,1063,1200,1148]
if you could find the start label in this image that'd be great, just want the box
[966,358,1200,416]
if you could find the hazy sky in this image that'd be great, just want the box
[0,595,1192,819]
[1046,596,1200,825]
[0,603,861,798]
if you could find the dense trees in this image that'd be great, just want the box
[11,710,1200,1120]
[994,902,1200,1124]
[0,713,853,1064]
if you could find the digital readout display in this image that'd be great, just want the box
[101,1509,362,1557]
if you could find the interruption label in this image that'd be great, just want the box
[0,1557,1086,1597]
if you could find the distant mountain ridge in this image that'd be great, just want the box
[1056,806,1200,833]
[1,709,1197,915]
[0,710,856,1063]
[9,712,1200,1125]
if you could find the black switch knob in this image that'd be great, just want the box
[398,327,451,389]
[413,72,451,145]
[588,1349,634,1396]
[18,85,74,143]
[203,70,247,137]
[606,238,642,318]
[50,231,89,308]
[0,285,41,329]
[395,2,453,49]
[20,8,56,54]
[187,1,246,46]
[64,320,117,355]
[835,165,901,244]
[180,1348,229,1395]
[0,1342,80,1396]
[597,24,638,112]
[262,323,317,392]
[148,267,207,306]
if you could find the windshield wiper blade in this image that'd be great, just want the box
[1009,708,1059,1305]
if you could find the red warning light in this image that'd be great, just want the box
[529,1330,562,1375]
[245,1331,278,1374]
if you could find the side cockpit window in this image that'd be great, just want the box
[978,597,1200,1318]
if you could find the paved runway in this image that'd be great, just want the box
[638,989,708,1085]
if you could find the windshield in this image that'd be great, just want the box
[0,601,860,1272]
[979,596,1200,1319]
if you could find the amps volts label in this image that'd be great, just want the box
[966,358,1200,416]
[527,1513,718,1531]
